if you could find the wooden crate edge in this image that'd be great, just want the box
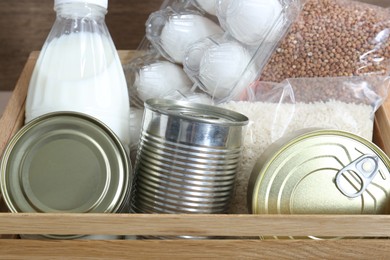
[0,213,390,237]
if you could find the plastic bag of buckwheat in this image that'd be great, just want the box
[260,0,390,82]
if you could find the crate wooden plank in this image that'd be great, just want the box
[375,96,390,155]
[0,213,390,237]
[0,52,36,156]
[373,118,384,153]
[0,239,390,260]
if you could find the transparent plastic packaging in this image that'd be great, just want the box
[261,0,390,82]
[190,0,217,15]
[124,0,303,106]
[217,0,286,46]
[146,7,223,64]
[25,0,131,147]
[184,34,258,100]
[124,53,193,108]
[218,76,390,214]
[129,107,144,164]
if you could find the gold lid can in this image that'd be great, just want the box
[248,129,390,239]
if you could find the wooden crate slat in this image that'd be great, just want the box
[0,52,37,156]
[0,239,390,259]
[375,95,390,155]
[0,213,390,237]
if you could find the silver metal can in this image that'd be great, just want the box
[248,128,390,240]
[0,112,132,239]
[131,99,248,215]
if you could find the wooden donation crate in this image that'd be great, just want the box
[1,51,390,259]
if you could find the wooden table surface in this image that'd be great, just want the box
[0,0,389,92]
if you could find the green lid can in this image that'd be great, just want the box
[0,112,131,239]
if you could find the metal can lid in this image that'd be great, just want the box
[248,129,390,216]
[0,112,131,214]
[145,98,249,126]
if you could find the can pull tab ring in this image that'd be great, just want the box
[335,155,379,198]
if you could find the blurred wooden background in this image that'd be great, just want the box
[0,0,389,91]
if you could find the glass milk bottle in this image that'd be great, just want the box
[25,0,131,148]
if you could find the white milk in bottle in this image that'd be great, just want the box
[25,0,131,147]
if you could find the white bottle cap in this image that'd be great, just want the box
[55,0,108,9]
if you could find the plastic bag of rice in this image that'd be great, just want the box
[218,76,390,214]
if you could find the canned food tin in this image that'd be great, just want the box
[248,129,390,239]
[131,98,248,215]
[0,112,131,239]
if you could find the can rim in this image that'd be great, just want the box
[145,98,249,126]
